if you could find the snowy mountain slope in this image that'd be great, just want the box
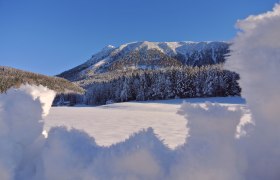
[58,41,229,82]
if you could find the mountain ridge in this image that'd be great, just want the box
[58,41,230,84]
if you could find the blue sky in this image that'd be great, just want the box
[0,0,279,75]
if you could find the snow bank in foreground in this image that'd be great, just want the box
[0,85,55,180]
[0,85,245,180]
[226,3,280,180]
[171,103,245,180]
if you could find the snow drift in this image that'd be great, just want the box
[0,85,55,180]
[171,103,245,180]
[226,3,280,180]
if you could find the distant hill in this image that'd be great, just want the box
[0,66,84,94]
[58,41,230,87]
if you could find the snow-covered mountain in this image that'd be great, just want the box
[58,41,229,82]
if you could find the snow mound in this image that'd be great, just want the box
[0,85,55,180]
[172,102,245,180]
[226,3,280,180]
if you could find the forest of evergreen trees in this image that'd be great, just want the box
[83,65,241,105]
[1,65,241,106]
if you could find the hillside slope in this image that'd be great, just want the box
[0,66,84,93]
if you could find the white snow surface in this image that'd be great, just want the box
[44,97,246,149]
[1,85,252,180]
[113,41,225,56]
[226,3,280,179]
[85,41,227,69]
[0,85,55,180]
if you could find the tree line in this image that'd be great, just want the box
[83,65,241,105]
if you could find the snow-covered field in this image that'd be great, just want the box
[44,97,246,149]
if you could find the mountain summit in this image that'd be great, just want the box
[58,41,229,83]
